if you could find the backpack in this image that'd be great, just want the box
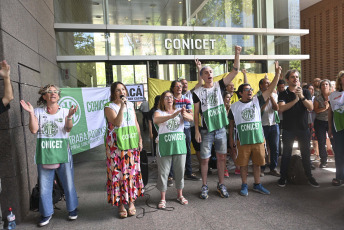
[287,155,308,185]
[30,171,65,211]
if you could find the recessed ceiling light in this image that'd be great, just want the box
[179,1,182,3]
[128,0,131,1]
[167,19,171,21]
[92,2,100,5]
[125,17,128,20]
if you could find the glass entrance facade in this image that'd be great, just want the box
[54,0,307,88]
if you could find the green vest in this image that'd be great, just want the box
[35,107,70,164]
[230,97,264,145]
[329,91,344,132]
[105,101,139,150]
[194,82,229,132]
[157,109,187,157]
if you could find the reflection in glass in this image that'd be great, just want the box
[56,32,106,56]
[58,62,106,88]
[54,0,105,24]
[110,33,265,56]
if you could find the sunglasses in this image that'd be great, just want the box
[243,88,253,92]
[46,90,60,94]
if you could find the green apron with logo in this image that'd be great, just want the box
[157,109,187,157]
[231,97,264,145]
[104,101,139,150]
[194,82,229,132]
[35,107,70,164]
[329,91,344,132]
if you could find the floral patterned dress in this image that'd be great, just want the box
[105,102,144,206]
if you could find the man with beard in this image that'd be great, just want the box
[228,62,282,196]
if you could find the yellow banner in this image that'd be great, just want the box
[148,72,275,108]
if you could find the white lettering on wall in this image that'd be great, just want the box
[164,39,216,50]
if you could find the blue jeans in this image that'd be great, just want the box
[280,129,312,180]
[262,124,280,171]
[314,119,334,164]
[200,127,227,159]
[333,128,344,180]
[37,150,78,217]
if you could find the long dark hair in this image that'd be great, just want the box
[110,81,128,101]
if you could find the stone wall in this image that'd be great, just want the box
[0,0,58,222]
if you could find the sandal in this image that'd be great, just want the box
[177,196,188,205]
[332,178,342,186]
[128,203,136,216]
[118,207,127,218]
[157,200,166,209]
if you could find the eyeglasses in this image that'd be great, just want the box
[164,96,173,100]
[174,85,182,88]
[46,90,60,94]
[243,88,253,92]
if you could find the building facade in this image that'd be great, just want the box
[301,0,344,83]
[0,0,308,222]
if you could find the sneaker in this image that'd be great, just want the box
[68,209,78,220]
[217,183,229,198]
[200,185,209,199]
[38,215,52,227]
[208,168,212,175]
[277,178,286,187]
[224,169,230,178]
[308,177,320,187]
[234,169,241,175]
[319,162,327,168]
[267,169,281,177]
[185,173,201,181]
[260,172,265,177]
[239,183,248,196]
[253,183,270,195]
[168,177,174,187]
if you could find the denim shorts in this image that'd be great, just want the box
[200,127,227,159]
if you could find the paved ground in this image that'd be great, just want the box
[18,142,344,230]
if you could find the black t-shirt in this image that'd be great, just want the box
[192,79,226,130]
[278,88,311,131]
[0,98,10,114]
[228,95,266,121]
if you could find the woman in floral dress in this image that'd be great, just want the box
[104,82,144,218]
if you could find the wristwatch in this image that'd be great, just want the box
[301,97,306,101]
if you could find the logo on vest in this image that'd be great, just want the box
[166,116,180,131]
[123,110,132,122]
[241,108,255,121]
[206,88,218,107]
[41,121,58,137]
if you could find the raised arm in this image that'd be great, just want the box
[223,45,242,86]
[262,61,282,101]
[193,58,203,91]
[20,100,39,134]
[242,69,248,84]
[0,61,14,106]
[104,101,126,127]
[65,105,78,132]
[153,110,181,124]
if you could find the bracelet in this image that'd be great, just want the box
[67,116,73,120]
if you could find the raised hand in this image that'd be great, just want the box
[195,58,202,70]
[242,69,247,75]
[68,105,78,117]
[0,60,10,79]
[235,45,242,54]
[20,100,34,114]
[275,61,282,75]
